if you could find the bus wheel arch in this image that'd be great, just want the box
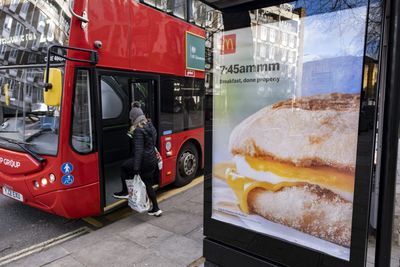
[174,139,201,187]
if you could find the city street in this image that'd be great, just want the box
[0,176,204,265]
[0,194,87,259]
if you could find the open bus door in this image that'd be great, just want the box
[95,70,158,211]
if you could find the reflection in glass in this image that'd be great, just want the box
[72,70,93,153]
[173,0,187,19]
[0,0,72,156]
[0,67,63,156]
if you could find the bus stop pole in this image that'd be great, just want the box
[375,0,400,265]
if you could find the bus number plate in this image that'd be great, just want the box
[2,187,23,202]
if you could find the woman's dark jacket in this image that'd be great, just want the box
[132,122,158,174]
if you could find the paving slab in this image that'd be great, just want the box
[186,226,204,244]
[119,223,174,249]
[61,215,143,253]
[154,234,203,266]
[135,207,203,236]
[132,253,183,267]
[44,255,85,267]
[72,235,151,267]
[189,191,204,204]
[169,198,204,216]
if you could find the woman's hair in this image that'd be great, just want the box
[132,119,148,130]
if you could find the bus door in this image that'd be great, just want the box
[96,71,158,210]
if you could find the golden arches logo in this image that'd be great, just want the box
[221,34,236,55]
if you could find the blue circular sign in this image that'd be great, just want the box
[62,174,74,186]
[61,162,74,174]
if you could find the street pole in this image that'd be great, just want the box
[375,0,400,265]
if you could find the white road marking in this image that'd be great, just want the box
[0,227,91,266]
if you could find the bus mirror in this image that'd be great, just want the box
[44,68,62,107]
[3,83,10,106]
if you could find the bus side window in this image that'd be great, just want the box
[184,78,204,129]
[71,69,94,153]
[160,76,204,134]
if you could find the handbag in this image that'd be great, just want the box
[126,175,151,213]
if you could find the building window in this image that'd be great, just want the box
[28,53,37,63]
[269,46,275,60]
[143,0,156,7]
[37,12,46,33]
[260,45,267,58]
[0,45,6,59]
[3,16,13,38]
[281,49,287,62]
[47,22,55,42]
[282,32,288,46]
[15,22,24,45]
[156,0,169,11]
[269,28,276,43]
[9,69,18,77]
[26,69,34,82]
[19,0,30,19]
[9,48,18,63]
[288,51,295,63]
[143,0,170,11]
[289,34,295,48]
[25,84,33,100]
[260,26,267,41]
[9,0,19,12]
[190,0,208,27]
[32,37,41,51]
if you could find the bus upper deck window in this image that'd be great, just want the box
[173,0,187,20]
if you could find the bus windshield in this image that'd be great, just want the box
[0,0,71,156]
[0,67,63,156]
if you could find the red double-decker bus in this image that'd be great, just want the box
[0,0,210,218]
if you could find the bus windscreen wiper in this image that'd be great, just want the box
[0,136,46,164]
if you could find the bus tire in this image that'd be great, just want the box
[174,142,199,187]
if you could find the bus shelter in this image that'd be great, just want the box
[202,0,400,266]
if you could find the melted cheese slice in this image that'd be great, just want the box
[224,155,355,213]
[244,156,354,194]
[226,168,303,214]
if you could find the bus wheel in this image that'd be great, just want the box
[174,142,199,187]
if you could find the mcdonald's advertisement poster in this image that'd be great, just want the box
[211,4,368,260]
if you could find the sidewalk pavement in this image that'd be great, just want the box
[8,183,204,267]
[6,180,400,267]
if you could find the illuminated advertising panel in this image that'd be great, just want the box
[211,2,368,260]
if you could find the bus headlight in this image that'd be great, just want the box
[49,174,56,183]
[34,181,40,188]
[41,178,48,186]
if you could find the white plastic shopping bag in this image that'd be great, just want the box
[126,175,151,213]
